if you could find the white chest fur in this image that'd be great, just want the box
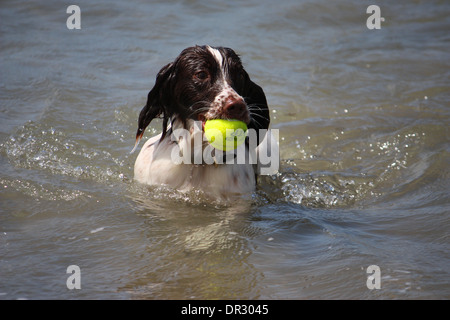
[134,132,256,197]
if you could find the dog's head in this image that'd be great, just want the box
[135,45,270,146]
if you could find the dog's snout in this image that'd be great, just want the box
[223,97,247,120]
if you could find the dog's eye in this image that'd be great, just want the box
[194,71,209,81]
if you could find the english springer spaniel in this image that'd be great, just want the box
[133,45,271,198]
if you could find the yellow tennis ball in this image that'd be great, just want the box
[204,119,248,151]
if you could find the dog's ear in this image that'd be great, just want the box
[134,62,174,149]
[242,72,270,143]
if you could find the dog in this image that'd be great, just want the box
[133,45,271,197]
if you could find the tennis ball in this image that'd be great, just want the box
[204,119,248,151]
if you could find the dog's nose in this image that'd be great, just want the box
[223,97,248,120]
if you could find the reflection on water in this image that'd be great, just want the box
[1,0,449,299]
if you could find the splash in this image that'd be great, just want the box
[1,121,131,184]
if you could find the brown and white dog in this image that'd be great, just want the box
[133,45,271,197]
